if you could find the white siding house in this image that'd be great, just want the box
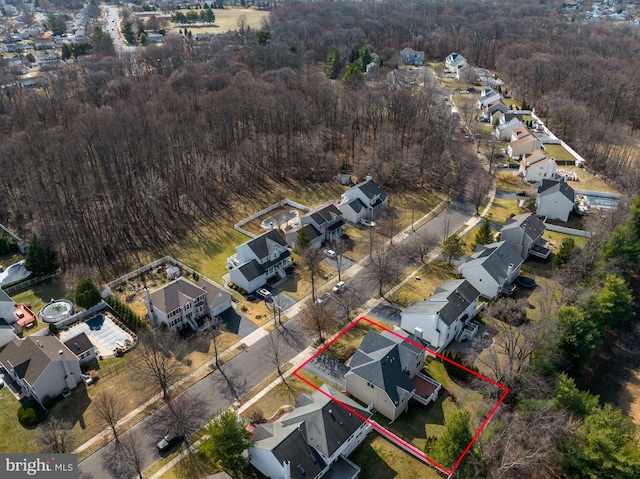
[458,241,524,300]
[501,213,550,260]
[0,336,82,408]
[400,279,481,352]
[338,176,388,224]
[145,277,207,332]
[536,179,576,222]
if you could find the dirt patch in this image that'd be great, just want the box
[576,273,640,425]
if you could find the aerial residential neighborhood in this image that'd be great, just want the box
[1,1,639,479]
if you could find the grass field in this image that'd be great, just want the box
[388,261,456,308]
[543,144,575,162]
[0,388,38,454]
[165,7,268,34]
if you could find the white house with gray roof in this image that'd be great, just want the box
[345,330,440,421]
[338,176,388,224]
[249,384,370,479]
[145,277,207,331]
[229,229,292,293]
[0,336,82,407]
[445,52,468,73]
[400,279,481,352]
[536,179,575,222]
[145,276,231,332]
[286,204,345,251]
[494,118,524,141]
[458,241,524,300]
[501,213,551,260]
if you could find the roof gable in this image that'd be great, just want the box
[246,230,287,259]
[0,336,77,384]
[503,213,546,240]
[148,277,205,314]
[354,179,387,202]
[537,179,575,202]
[460,241,524,284]
[63,332,94,356]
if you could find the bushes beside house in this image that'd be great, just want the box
[17,399,47,427]
[227,282,248,295]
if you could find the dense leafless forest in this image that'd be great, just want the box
[1,0,640,271]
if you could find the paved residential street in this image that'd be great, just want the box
[78,67,483,479]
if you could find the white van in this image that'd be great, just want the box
[332,281,346,293]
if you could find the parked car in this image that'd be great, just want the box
[516,190,528,197]
[316,292,331,304]
[157,433,184,455]
[257,288,272,301]
[361,219,376,227]
[81,374,93,386]
[323,249,336,259]
[332,281,346,293]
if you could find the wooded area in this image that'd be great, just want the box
[2,0,639,273]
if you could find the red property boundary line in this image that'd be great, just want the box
[292,316,509,476]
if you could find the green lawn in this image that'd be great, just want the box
[562,166,618,193]
[542,144,575,162]
[388,261,456,308]
[0,388,38,453]
[351,433,441,479]
[487,198,526,225]
[11,276,71,317]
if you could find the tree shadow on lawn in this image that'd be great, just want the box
[375,394,449,445]
[48,384,91,430]
[351,435,402,479]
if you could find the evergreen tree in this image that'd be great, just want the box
[297,227,310,250]
[200,410,253,471]
[359,45,372,72]
[472,219,493,250]
[442,234,465,265]
[429,411,475,476]
[75,279,101,310]
[553,238,575,269]
[24,235,58,276]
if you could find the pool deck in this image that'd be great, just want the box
[59,312,134,359]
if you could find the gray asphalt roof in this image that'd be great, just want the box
[196,277,231,311]
[356,179,387,202]
[148,277,205,314]
[63,332,95,356]
[537,179,576,202]
[502,213,546,241]
[0,336,77,385]
[344,198,366,214]
[460,241,524,285]
[403,279,480,326]
[307,204,342,227]
[246,229,288,260]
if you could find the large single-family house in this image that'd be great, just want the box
[482,100,509,122]
[63,332,98,367]
[478,87,502,109]
[338,176,388,224]
[345,330,441,421]
[0,336,82,407]
[445,52,468,73]
[458,241,524,300]
[145,277,208,331]
[400,48,425,66]
[494,118,524,141]
[229,230,292,293]
[400,279,481,353]
[507,133,542,159]
[501,213,551,260]
[520,150,557,182]
[536,179,576,222]
[145,276,231,332]
[249,384,371,479]
[287,204,344,251]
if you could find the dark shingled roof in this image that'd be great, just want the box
[356,179,387,203]
[502,213,546,242]
[63,332,95,356]
[537,179,575,202]
[246,230,288,260]
[308,204,342,227]
[402,279,480,327]
[345,198,366,214]
[349,331,423,406]
[236,250,292,283]
[0,336,77,385]
[459,241,524,285]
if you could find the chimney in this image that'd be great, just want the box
[270,221,274,231]
[59,350,71,378]
[144,287,155,324]
[507,263,514,278]
[283,460,291,479]
[366,174,372,182]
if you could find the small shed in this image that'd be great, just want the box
[166,266,181,281]
[337,174,356,186]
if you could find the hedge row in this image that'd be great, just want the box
[105,296,147,330]
[227,282,248,295]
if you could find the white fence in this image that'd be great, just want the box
[54,302,107,329]
[233,198,311,238]
[544,223,591,238]
[107,256,198,289]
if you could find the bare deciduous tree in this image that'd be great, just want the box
[154,394,208,453]
[114,431,145,479]
[94,390,126,443]
[35,418,75,453]
[299,299,336,344]
[407,230,440,265]
[366,240,400,297]
[133,329,185,401]
[299,246,325,301]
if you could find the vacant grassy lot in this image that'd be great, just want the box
[487,197,526,225]
[166,7,268,34]
[495,171,528,193]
